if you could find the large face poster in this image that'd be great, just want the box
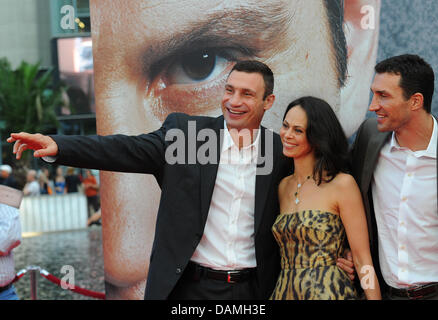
[89,0,380,299]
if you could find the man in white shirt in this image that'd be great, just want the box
[351,54,438,300]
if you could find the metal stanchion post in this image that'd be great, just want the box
[28,266,40,300]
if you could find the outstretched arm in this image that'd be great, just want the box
[6,113,181,175]
[8,132,167,175]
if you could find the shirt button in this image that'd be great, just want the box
[402,197,407,202]
[407,173,412,177]
[176,268,182,274]
[400,245,406,250]
[400,221,405,226]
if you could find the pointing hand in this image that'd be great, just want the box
[7,132,59,160]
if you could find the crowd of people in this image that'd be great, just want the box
[1,165,101,223]
[20,166,81,196]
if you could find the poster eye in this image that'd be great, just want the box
[180,50,217,81]
[165,49,233,85]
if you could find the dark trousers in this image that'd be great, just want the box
[385,284,438,300]
[168,264,259,300]
[86,195,100,217]
[386,291,438,300]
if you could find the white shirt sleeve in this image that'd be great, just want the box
[42,156,57,163]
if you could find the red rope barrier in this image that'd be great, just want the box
[12,268,28,283]
[39,269,105,300]
[12,266,106,300]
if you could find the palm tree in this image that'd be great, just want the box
[0,57,67,176]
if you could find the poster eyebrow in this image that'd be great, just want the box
[142,4,293,74]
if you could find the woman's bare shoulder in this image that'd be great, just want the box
[328,173,360,196]
[332,172,357,186]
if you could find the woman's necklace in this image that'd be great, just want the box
[294,175,311,205]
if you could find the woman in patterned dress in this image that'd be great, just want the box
[270,97,381,300]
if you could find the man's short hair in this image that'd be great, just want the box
[375,54,435,113]
[230,60,274,100]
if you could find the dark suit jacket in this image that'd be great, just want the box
[350,117,438,292]
[50,113,293,299]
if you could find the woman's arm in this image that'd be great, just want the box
[337,174,381,300]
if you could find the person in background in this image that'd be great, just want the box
[38,167,53,195]
[0,165,19,190]
[65,167,82,193]
[83,169,100,218]
[54,167,67,195]
[87,208,102,227]
[23,170,40,196]
[0,165,7,184]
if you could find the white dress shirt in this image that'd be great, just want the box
[0,203,22,286]
[190,122,259,270]
[372,116,438,288]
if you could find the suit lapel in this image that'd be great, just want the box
[254,127,274,236]
[199,116,223,226]
[361,130,391,193]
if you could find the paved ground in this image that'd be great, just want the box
[12,226,105,300]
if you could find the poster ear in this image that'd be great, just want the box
[339,0,381,137]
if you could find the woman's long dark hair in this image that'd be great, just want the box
[283,96,349,185]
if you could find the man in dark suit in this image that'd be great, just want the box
[351,54,438,300]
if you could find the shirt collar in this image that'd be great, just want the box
[424,116,438,158]
[389,115,437,158]
[222,120,261,152]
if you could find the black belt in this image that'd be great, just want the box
[388,283,438,300]
[0,283,12,293]
[185,262,256,284]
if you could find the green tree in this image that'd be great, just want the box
[0,57,67,171]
